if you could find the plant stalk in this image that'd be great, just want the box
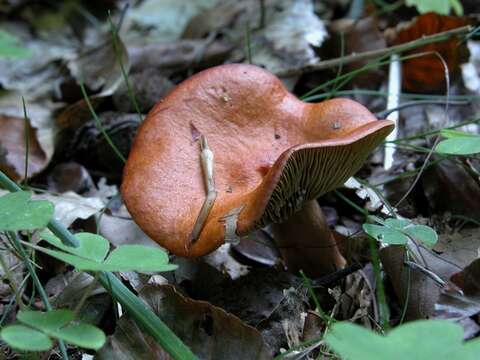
[278,25,471,77]
[7,232,69,360]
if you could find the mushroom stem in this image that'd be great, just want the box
[188,136,218,247]
[271,200,346,277]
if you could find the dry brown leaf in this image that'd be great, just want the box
[327,16,386,88]
[0,114,46,180]
[34,191,104,228]
[422,159,480,222]
[435,258,480,339]
[0,93,57,180]
[96,284,272,360]
[388,12,470,93]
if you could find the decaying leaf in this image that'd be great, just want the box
[0,114,46,180]
[34,191,104,228]
[344,178,389,214]
[203,244,250,280]
[66,31,129,97]
[0,30,73,100]
[125,0,218,44]
[128,40,233,73]
[326,16,386,88]
[387,12,470,93]
[422,159,480,222]
[46,162,95,194]
[97,205,159,248]
[435,258,480,339]
[248,0,327,75]
[0,93,57,180]
[381,226,480,320]
[96,285,271,359]
[380,244,459,320]
[433,228,480,269]
[184,0,328,78]
[232,229,280,267]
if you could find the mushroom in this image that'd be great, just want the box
[122,64,393,277]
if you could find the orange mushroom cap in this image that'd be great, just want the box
[122,64,394,257]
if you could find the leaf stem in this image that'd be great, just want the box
[7,232,69,360]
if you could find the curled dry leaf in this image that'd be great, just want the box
[381,227,480,320]
[97,205,159,248]
[232,229,281,267]
[95,284,271,360]
[47,162,95,194]
[184,0,328,78]
[125,0,218,44]
[0,114,46,181]
[203,244,250,280]
[387,12,470,93]
[0,27,74,100]
[344,177,389,214]
[380,244,459,320]
[113,68,174,113]
[326,16,386,88]
[66,31,129,97]
[249,0,328,75]
[422,159,480,222]
[128,39,233,74]
[34,191,104,228]
[433,227,480,269]
[58,32,130,129]
[435,258,480,339]
[0,93,57,180]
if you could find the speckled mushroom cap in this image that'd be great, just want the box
[122,64,394,257]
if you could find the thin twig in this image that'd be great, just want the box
[394,52,450,208]
[21,97,29,184]
[404,261,446,287]
[277,25,471,77]
[375,100,469,118]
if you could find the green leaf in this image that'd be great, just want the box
[403,225,438,247]
[103,245,177,272]
[363,224,408,245]
[41,231,109,262]
[53,323,106,350]
[384,218,411,230]
[436,137,480,155]
[324,322,392,360]
[18,310,73,331]
[0,191,54,231]
[363,218,438,247]
[405,0,455,15]
[0,30,32,59]
[15,310,106,350]
[35,247,107,271]
[440,129,478,139]
[37,232,177,273]
[0,325,53,351]
[325,320,479,360]
[449,0,464,15]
